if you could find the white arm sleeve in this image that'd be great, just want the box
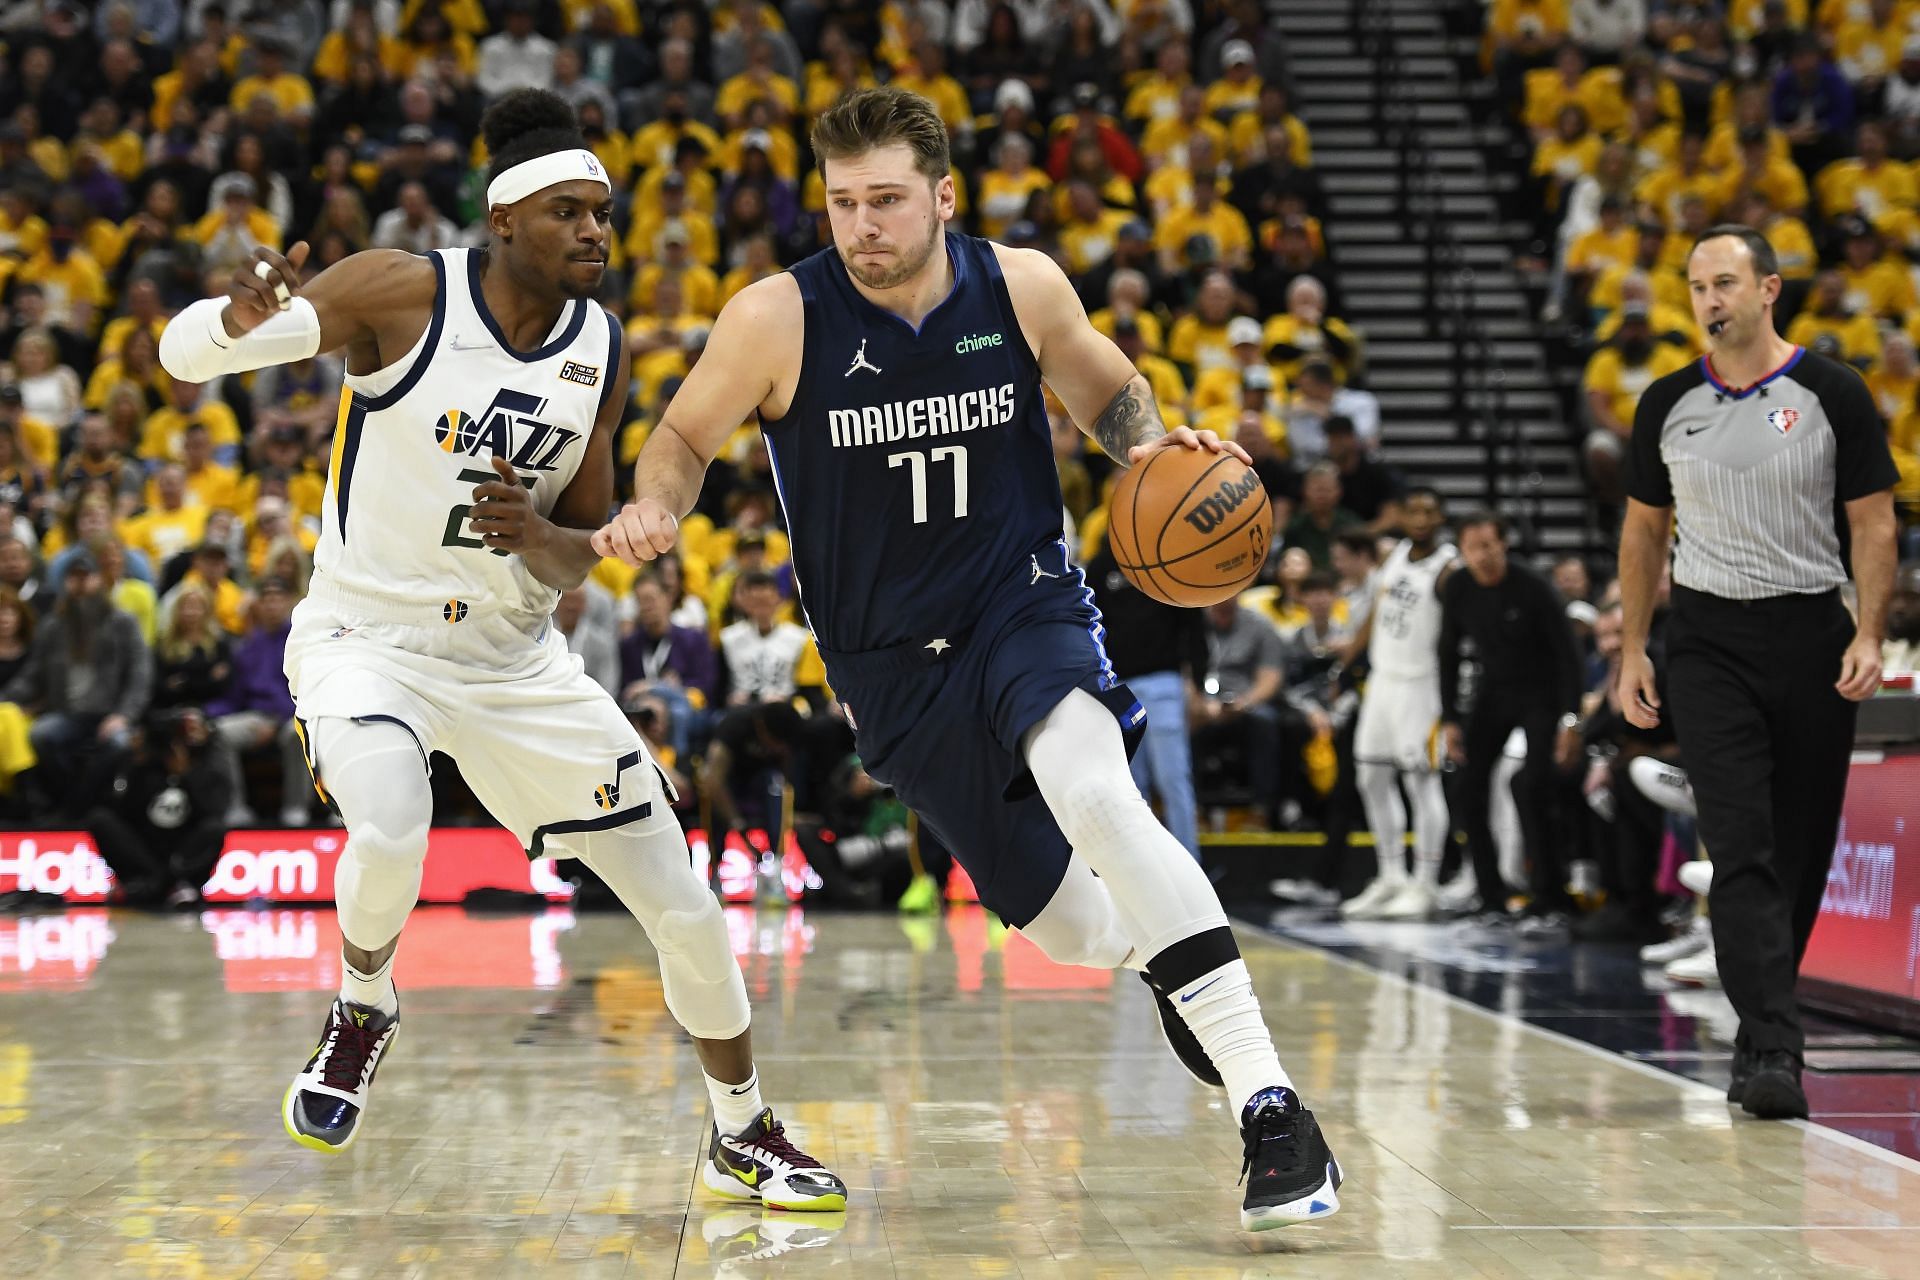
[158,295,323,383]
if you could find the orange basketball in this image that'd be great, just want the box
[1108,446,1272,607]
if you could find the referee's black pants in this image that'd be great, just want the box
[1667,586,1858,1060]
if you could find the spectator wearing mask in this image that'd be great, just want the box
[2,549,151,817]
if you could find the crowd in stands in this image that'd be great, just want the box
[3,0,1914,929]
[0,0,1389,901]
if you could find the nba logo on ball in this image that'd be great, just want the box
[436,409,481,454]
[1768,407,1799,435]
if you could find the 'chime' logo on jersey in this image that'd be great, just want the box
[435,388,584,473]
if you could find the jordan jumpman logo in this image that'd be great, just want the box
[845,338,881,376]
[1030,554,1062,585]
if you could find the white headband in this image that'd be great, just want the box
[486,148,611,208]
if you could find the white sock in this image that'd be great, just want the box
[340,950,398,1016]
[1170,959,1291,1116]
[707,1069,764,1135]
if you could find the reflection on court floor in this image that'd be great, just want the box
[0,904,1916,1277]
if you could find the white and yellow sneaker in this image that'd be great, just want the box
[704,1108,848,1211]
[281,997,398,1153]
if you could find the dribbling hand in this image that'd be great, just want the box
[1126,426,1253,467]
[592,498,679,566]
[227,242,309,337]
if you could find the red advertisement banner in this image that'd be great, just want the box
[1801,754,1920,1004]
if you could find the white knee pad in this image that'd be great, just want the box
[576,821,751,1042]
[314,717,433,950]
[1017,857,1140,970]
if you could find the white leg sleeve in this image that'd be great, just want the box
[1407,769,1450,883]
[1016,855,1144,971]
[1491,749,1526,892]
[315,718,433,953]
[1355,760,1408,884]
[570,809,751,1042]
[1022,689,1228,962]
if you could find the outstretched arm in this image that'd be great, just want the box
[594,275,800,565]
[159,242,434,382]
[995,245,1249,467]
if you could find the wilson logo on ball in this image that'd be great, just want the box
[1183,472,1263,535]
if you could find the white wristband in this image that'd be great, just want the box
[159,295,322,383]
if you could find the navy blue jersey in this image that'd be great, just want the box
[761,233,1066,652]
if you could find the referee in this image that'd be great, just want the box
[1618,225,1899,1121]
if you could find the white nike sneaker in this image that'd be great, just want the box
[704,1108,848,1211]
[1434,871,1478,914]
[1340,877,1407,920]
[1665,939,1720,988]
[1641,917,1711,966]
[1678,860,1713,897]
[282,997,399,1153]
[1372,880,1437,921]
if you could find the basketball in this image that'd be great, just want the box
[1107,446,1273,607]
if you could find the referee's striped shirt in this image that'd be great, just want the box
[1625,347,1899,601]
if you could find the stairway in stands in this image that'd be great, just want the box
[1274,0,1601,553]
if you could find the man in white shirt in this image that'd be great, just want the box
[370,182,460,254]
[718,570,809,704]
[477,0,556,99]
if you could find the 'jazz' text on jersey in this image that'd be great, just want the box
[435,389,584,473]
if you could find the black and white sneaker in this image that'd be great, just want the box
[1239,1086,1342,1231]
[282,997,399,1153]
[704,1108,848,1211]
[1140,972,1224,1087]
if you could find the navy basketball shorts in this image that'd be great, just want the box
[821,544,1144,928]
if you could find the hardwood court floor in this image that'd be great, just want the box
[0,903,1916,1278]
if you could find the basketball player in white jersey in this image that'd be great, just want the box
[158,91,845,1211]
[1341,488,1458,920]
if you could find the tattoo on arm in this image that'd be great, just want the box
[1092,375,1166,462]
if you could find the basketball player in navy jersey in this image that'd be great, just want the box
[597,87,1343,1231]
[159,91,844,1210]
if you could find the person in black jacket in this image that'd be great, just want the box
[1086,534,1208,859]
[1438,512,1585,930]
[87,706,231,908]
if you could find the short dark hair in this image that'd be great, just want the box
[738,568,778,593]
[1334,531,1377,560]
[1689,223,1779,281]
[1404,484,1445,508]
[811,86,951,186]
[1324,415,1356,437]
[1456,509,1508,540]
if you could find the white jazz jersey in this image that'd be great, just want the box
[317,246,622,622]
[1366,540,1457,681]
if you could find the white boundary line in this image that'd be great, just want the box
[1236,922,1920,1179]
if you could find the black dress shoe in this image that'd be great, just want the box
[1727,1048,1758,1104]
